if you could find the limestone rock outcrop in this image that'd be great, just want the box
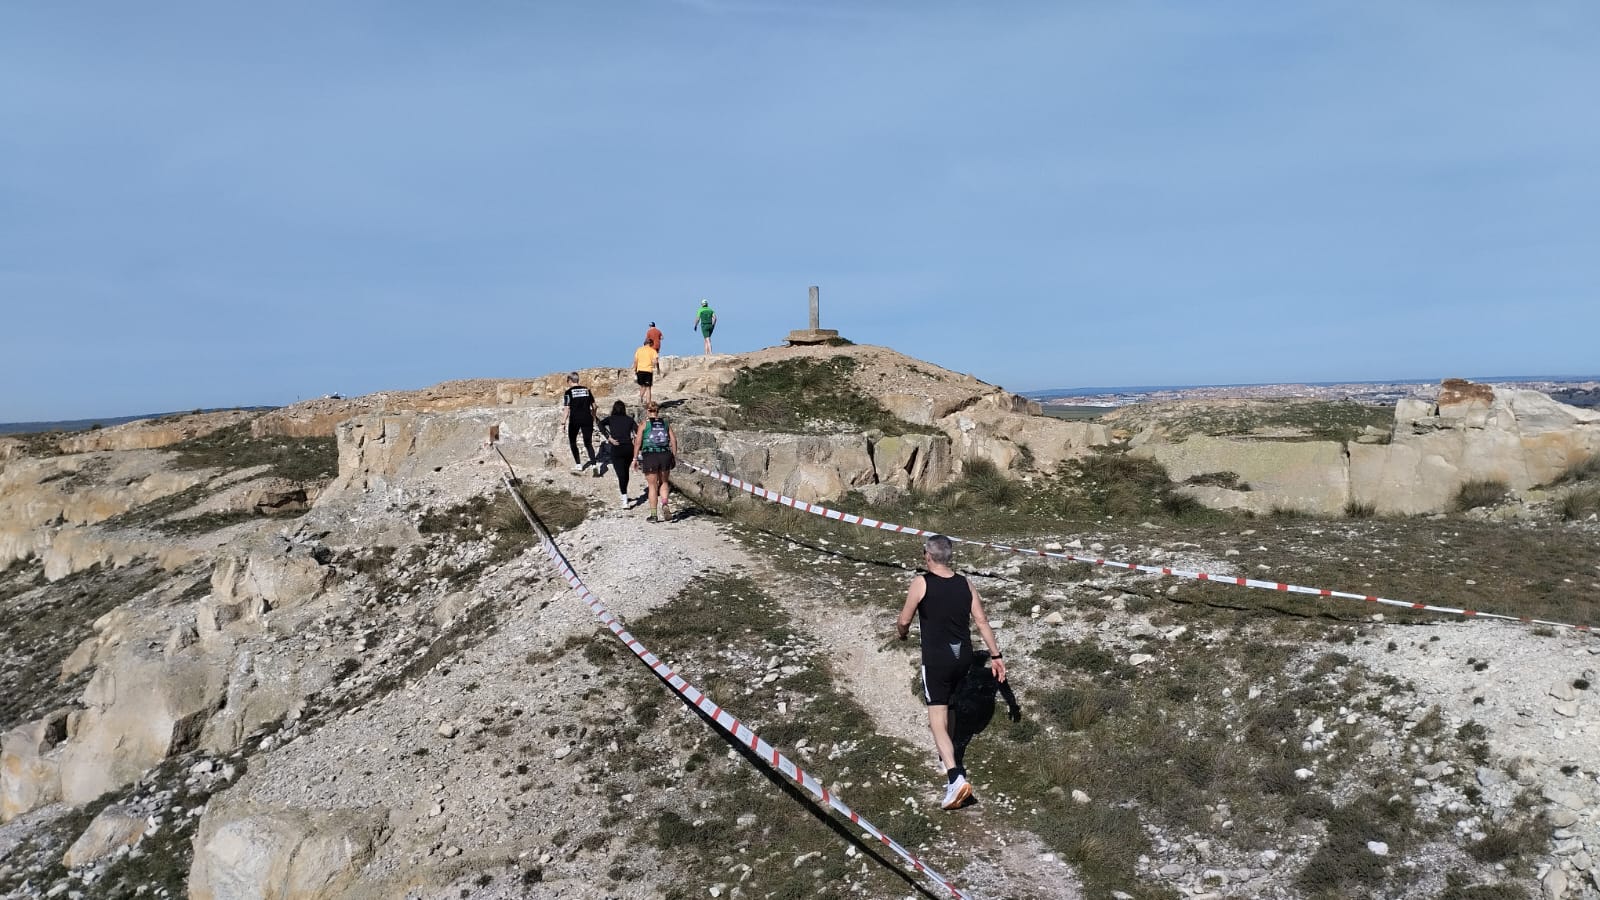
[1134,381,1600,516]
[1137,436,1349,515]
[679,428,896,503]
[0,452,210,532]
[62,804,148,867]
[0,450,215,572]
[56,410,256,454]
[1350,384,1600,515]
[57,643,228,804]
[189,802,389,900]
[41,526,204,581]
[945,401,1110,474]
[1,709,69,822]
[251,378,554,439]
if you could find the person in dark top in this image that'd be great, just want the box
[560,373,598,474]
[597,400,637,509]
[896,533,1006,810]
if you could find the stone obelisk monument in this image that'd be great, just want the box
[786,285,842,345]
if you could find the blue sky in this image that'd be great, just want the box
[2,2,1596,421]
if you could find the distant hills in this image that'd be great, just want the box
[1025,375,1600,399]
[0,408,275,436]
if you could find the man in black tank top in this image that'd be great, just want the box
[896,534,1007,810]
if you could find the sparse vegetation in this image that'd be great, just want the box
[1344,500,1377,519]
[0,561,168,726]
[623,575,944,899]
[1184,470,1248,490]
[1552,453,1600,485]
[1559,485,1600,521]
[938,458,1023,509]
[1105,399,1393,443]
[167,420,339,482]
[3,429,72,457]
[1454,479,1509,513]
[720,356,935,436]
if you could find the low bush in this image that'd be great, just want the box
[946,458,1022,507]
[1453,479,1508,513]
[1553,454,1600,485]
[1559,485,1600,521]
[1344,500,1377,519]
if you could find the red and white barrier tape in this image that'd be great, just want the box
[501,477,972,900]
[683,462,1598,636]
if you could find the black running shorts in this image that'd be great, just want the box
[921,642,973,706]
[640,451,675,474]
[636,371,654,387]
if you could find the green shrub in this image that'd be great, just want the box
[957,458,1022,506]
[1467,819,1546,863]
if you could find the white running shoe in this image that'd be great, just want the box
[571,463,584,473]
[940,775,972,810]
[619,494,629,509]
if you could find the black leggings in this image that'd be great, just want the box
[568,419,595,465]
[611,442,634,494]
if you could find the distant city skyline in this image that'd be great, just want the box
[3,3,1597,421]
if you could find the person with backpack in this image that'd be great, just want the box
[895,533,1007,810]
[692,299,717,355]
[560,372,598,474]
[634,401,678,522]
[597,400,637,509]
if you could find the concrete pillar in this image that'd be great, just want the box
[808,286,820,330]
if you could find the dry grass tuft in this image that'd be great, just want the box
[1453,479,1508,513]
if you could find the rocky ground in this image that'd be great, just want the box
[2,350,1600,899]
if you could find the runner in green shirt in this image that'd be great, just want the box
[692,299,717,355]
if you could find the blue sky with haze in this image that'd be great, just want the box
[2,2,1596,421]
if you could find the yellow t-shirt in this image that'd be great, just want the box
[633,345,659,373]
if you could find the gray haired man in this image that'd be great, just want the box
[896,534,1006,809]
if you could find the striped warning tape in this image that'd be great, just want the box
[682,461,1598,636]
[498,476,973,900]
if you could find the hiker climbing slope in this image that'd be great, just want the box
[634,401,678,522]
[692,299,717,355]
[560,372,598,473]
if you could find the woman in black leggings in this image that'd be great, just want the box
[597,400,637,509]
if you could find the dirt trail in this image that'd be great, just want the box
[729,539,1083,898]
[527,457,1082,898]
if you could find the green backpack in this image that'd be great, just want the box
[641,417,670,453]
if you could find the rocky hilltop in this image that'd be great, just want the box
[2,346,1599,899]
